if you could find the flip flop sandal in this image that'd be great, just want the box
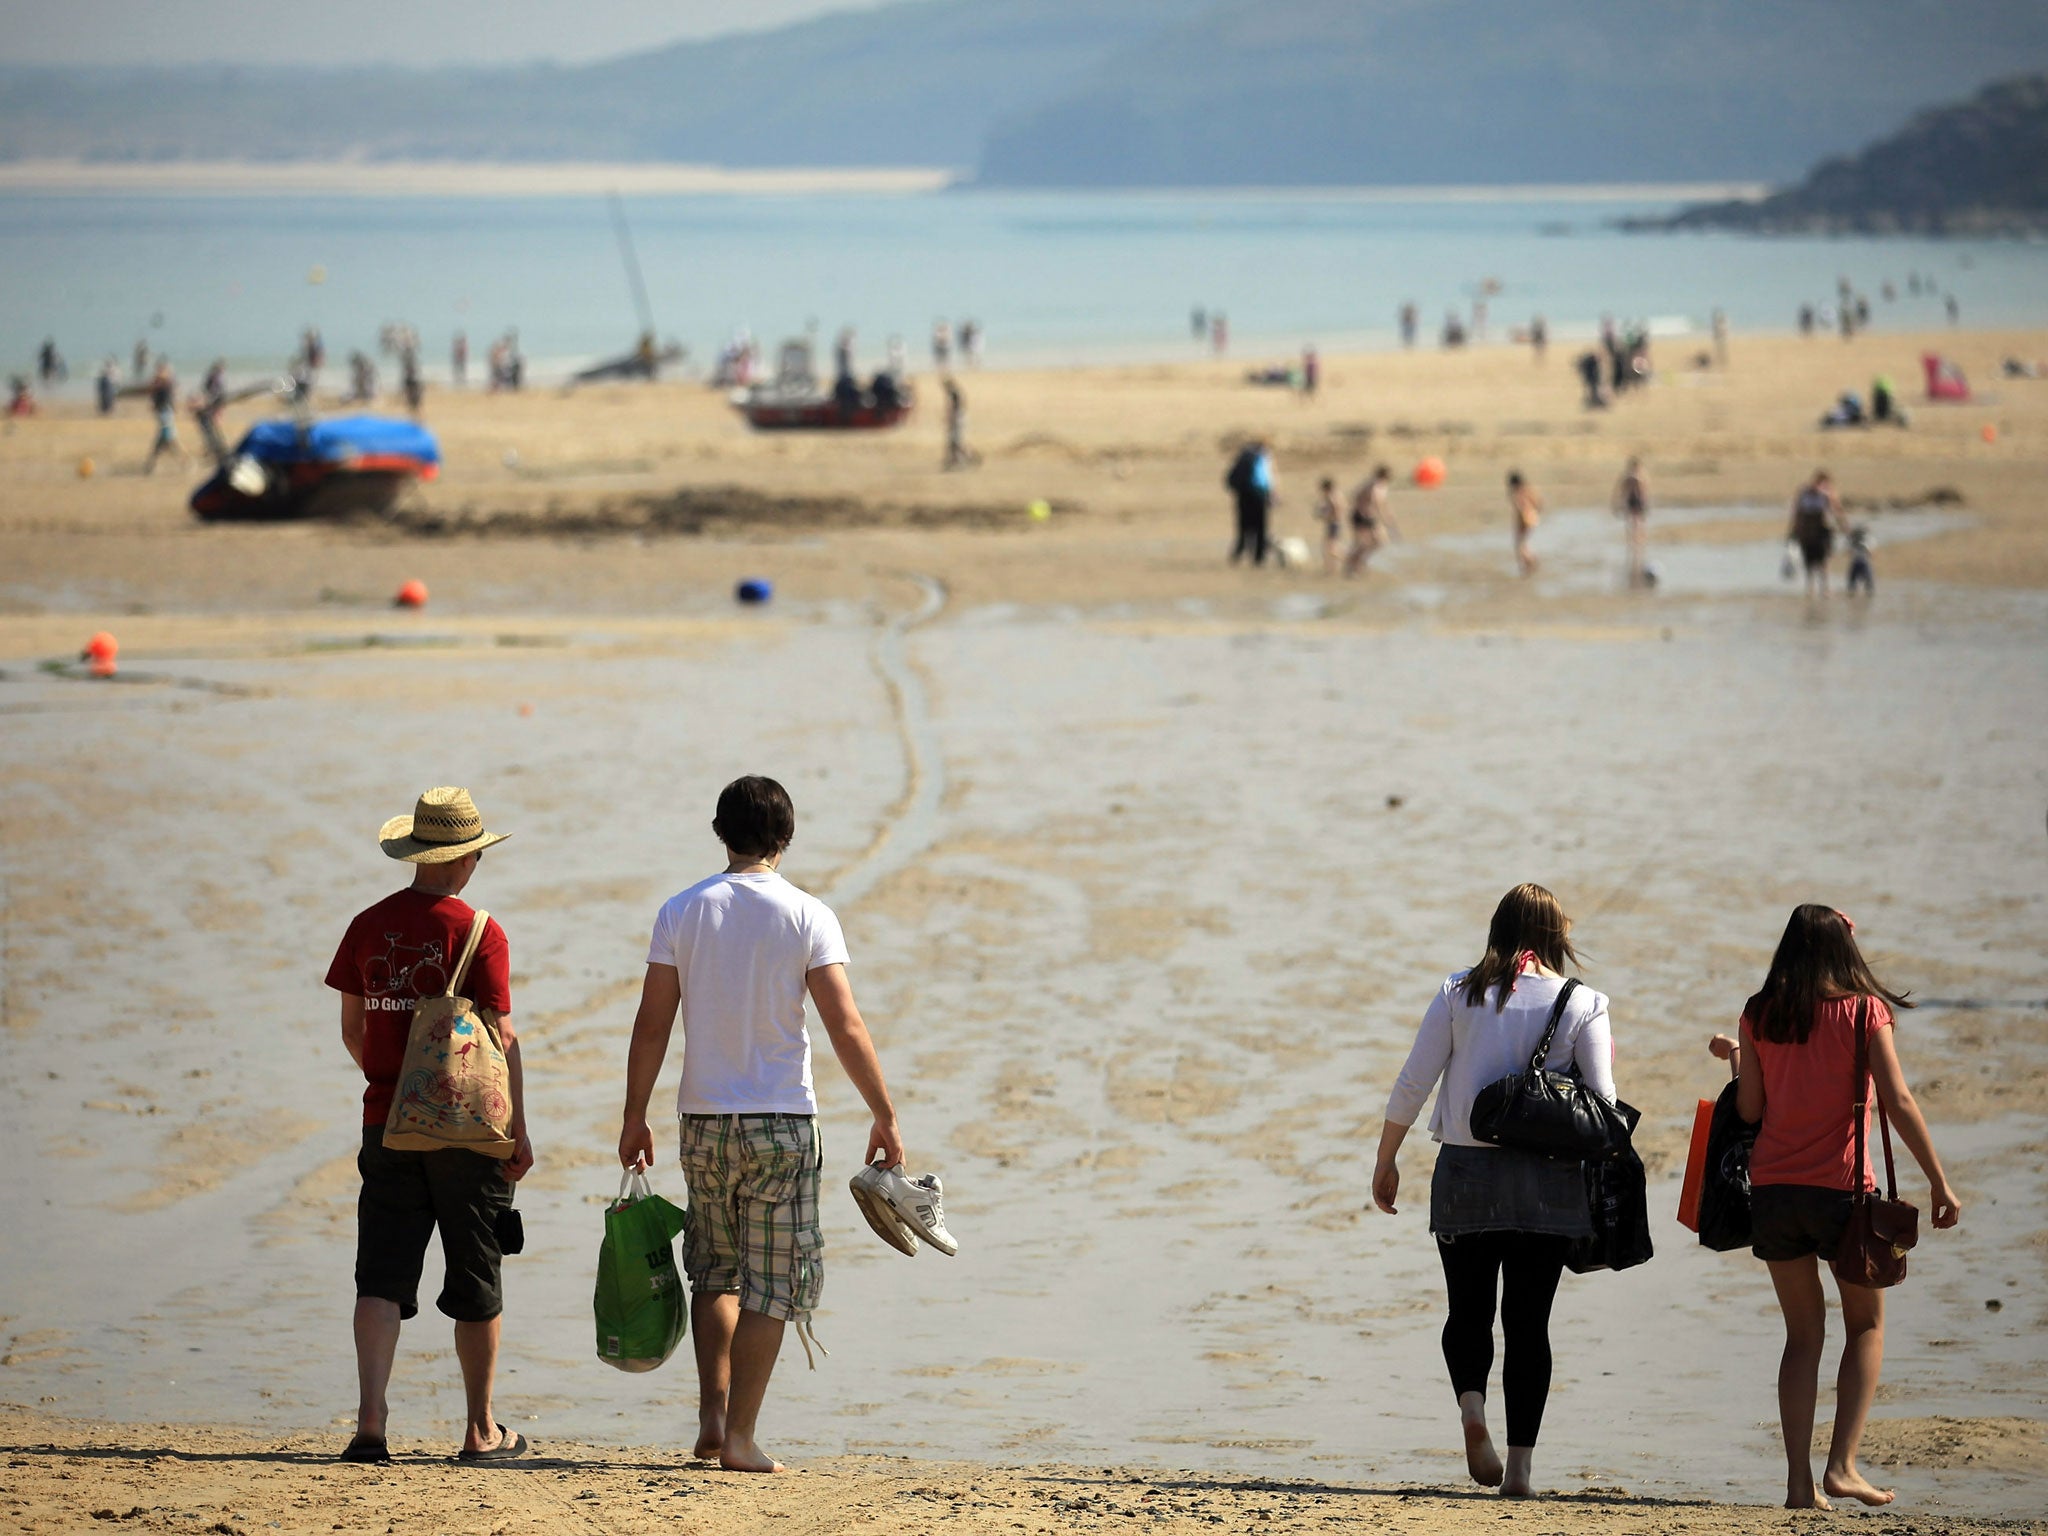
[457,1424,530,1462]
[339,1436,391,1464]
[849,1164,920,1257]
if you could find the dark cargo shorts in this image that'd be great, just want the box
[356,1126,512,1322]
[1750,1182,1855,1263]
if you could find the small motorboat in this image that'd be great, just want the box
[191,414,440,522]
[729,336,913,432]
[734,387,914,432]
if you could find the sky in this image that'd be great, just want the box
[0,0,907,67]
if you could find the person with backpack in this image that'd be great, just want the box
[1372,884,1616,1498]
[1224,439,1274,566]
[1716,905,1961,1509]
[323,787,533,1464]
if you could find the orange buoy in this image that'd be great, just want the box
[395,579,429,608]
[1981,423,1999,444]
[1413,456,1447,489]
[518,703,535,718]
[82,631,118,677]
[77,455,95,479]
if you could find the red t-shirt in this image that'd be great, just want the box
[325,889,511,1126]
[1746,995,1892,1192]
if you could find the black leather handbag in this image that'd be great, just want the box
[1696,1079,1759,1252]
[1470,978,1628,1160]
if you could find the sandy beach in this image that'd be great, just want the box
[2,328,2046,1530]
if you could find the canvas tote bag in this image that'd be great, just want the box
[382,910,515,1157]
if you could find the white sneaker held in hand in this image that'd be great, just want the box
[849,1157,921,1257]
[876,1164,958,1257]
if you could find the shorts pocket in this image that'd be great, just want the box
[791,1229,825,1314]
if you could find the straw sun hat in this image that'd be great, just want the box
[379,786,511,864]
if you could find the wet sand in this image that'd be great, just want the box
[2,330,2046,1524]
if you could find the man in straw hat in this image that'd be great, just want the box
[619,774,907,1473]
[324,786,533,1463]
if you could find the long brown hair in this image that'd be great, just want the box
[1745,904,1912,1044]
[1462,883,1581,1011]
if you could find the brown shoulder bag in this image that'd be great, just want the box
[1830,997,1918,1288]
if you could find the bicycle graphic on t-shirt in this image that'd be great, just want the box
[363,932,448,999]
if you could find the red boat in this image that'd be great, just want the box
[733,388,914,432]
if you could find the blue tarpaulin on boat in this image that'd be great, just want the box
[235,415,440,466]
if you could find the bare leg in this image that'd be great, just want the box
[1767,1258,1832,1510]
[452,1316,500,1452]
[719,1309,788,1473]
[352,1298,402,1441]
[1458,1391,1505,1488]
[1823,1279,1894,1506]
[691,1291,738,1459]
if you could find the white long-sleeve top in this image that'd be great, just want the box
[1385,971,1615,1146]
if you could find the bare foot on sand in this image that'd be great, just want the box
[1501,1447,1534,1498]
[693,1415,723,1461]
[719,1435,785,1474]
[1458,1395,1503,1488]
[1823,1465,1895,1506]
[1785,1481,1833,1511]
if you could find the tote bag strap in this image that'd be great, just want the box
[1849,997,1899,1205]
[1527,977,1582,1071]
[445,910,491,999]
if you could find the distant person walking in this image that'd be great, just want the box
[1528,316,1547,364]
[1576,351,1605,410]
[95,357,119,416]
[1314,476,1343,575]
[931,320,951,371]
[1224,438,1273,566]
[1399,302,1419,348]
[1708,906,1959,1510]
[402,348,425,420]
[1300,345,1319,399]
[1211,313,1229,355]
[451,331,468,389]
[1612,457,1651,586]
[943,378,977,470]
[324,787,533,1465]
[37,338,66,386]
[1787,471,1847,597]
[1507,471,1542,576]
[1374,884,1616,1499]
[143,363,185,474]
[1344,465,1397,576]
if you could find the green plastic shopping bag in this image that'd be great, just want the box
[594,1167,689,1372]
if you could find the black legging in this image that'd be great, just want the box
[1230,496,1270,565]
[1436,1231,1568,1448]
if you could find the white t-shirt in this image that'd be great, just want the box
[646,871,849,1116]
[1385,971,1615,1146]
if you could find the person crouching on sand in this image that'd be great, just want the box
[618,775,910,1473]
[1709,906,1959,1510]
[324,787,533,1464]
[1373,883,1616,1498]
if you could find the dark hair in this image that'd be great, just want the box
[712,775,796,858]
[1745,905,1911,1044]
[1507,471,1524,489]
[1319,476,1335,491]
[1374,463,1391,479]
[1461,883,1581,1011]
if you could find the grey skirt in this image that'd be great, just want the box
[1429,1143,1592,1239]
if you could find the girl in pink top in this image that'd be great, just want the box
[1709,906,1960,1511]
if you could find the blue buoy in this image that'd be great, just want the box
[735,577,773,605]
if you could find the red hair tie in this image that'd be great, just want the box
[1836,909,1855,933]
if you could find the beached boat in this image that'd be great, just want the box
[190,414,440,522]
[732,386,914,432]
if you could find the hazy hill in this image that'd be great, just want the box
[1647,74,2048,234]
[0,0,1197,169]
[975,0,2048,186]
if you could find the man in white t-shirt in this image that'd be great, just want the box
[619,775,904,1474]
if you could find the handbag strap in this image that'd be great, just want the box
[1527,977,1582,1071]
[445,910,491,999]
[1849,996,1900,1205]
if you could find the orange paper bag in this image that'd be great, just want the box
[1676,1097,1714,1231]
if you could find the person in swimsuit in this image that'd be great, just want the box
[1611,457,1650,587]
[1788,471,1847,598]
[1507,471,1542,576]
[1344,465,1398,576]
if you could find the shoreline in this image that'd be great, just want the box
[0,160,1767,202]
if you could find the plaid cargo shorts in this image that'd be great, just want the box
[676,1113,823,1322]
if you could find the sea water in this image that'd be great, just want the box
[2,186,2045,385]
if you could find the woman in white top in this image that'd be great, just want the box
[1373,883,1616,1498]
